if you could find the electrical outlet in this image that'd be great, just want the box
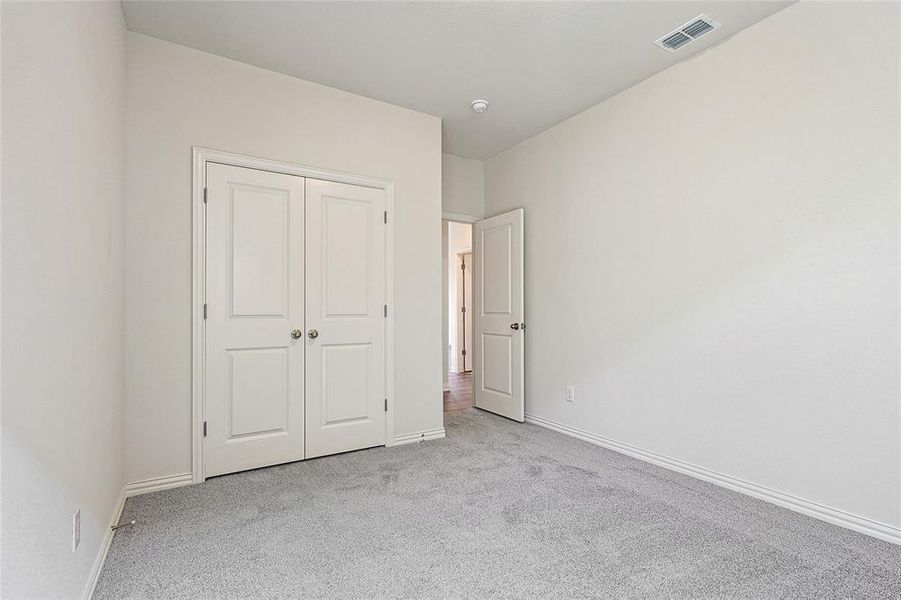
[72,508,81,552]
[565,384,575,403]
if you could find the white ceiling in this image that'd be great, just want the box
[122,1,793,160]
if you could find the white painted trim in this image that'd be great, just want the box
[525,413,901,546]
[191,149,206,484]
[82,487,126,600]
[442,210,479,224]
[193,147,397,483]
[384,184,397,450]
[197,147,395,189]
[389,427,446,446]
[452,248,472,373]
[125,473,194,497]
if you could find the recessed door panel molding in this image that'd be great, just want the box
[305,178,386,459]
[323,195,371,318]
[474,209,524,422]
[481,334,512,396]
[230,185,289,317]
[322,343,372,426]
[227,347,289,439]
[205,163,306,477]
[481,225,512,315]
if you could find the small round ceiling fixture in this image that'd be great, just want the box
[471,99,489,113]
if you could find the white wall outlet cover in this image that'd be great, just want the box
[565,384,575,403]
[72,507,81,552]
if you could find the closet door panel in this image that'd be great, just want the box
[205,164,306,477]
[305,179,386,458]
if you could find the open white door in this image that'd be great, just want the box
[473,209,524,422]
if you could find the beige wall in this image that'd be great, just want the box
[125,34,443,483]
[485,2,900,529]
[1,2,127,597]
[442,153,484,217]
[441,154,481,386]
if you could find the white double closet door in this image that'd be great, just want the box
[205,163,386,477]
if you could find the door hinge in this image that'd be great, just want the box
[383,210,387,224]
[203,303,207,319]
[203,421,207,437]
[384,398,388,412]
[203,187,208,204]
[384,304,387,318]
[461,262,465,271]
[461,306,466,313]
[461,349,466,356]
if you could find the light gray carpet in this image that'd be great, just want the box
[95,409,901,599]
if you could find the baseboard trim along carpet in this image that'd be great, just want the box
[124,472,194,497]
[123,434,451,496]
[524,412,901,546]
[390,427,446,446]
[81,487,127,600]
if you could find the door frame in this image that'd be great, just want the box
[442,211,479,225]
[442,212,478,409]
[192,147,396,484]
[453,248,472,373]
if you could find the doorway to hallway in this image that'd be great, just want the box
[444,371,473,413]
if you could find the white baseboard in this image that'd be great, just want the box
[124,472,194,497]
[525,413,901,546]
[390,427,446,446]
[83,473,191,598]
[81,486,126,600]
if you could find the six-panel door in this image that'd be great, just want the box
[205,164,306,477]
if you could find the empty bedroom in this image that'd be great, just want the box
[1,1,900,598]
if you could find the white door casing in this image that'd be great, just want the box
[194,148,397,482]
[474,209,524,422]
[455,251,473,372]
[305,178,387,458]
[204,163,306,477]
[463,252,473,372]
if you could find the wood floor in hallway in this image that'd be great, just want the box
[444,371,473,413]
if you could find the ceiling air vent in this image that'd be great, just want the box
[655,14,720,52]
